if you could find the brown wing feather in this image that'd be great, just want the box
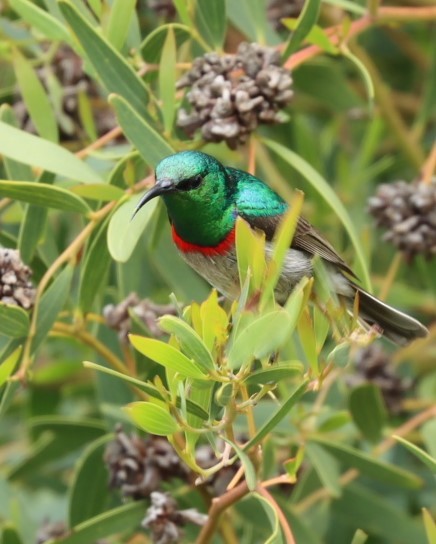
[239,212,357,279]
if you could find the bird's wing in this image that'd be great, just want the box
[239,212,357,278]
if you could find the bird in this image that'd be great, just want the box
[133,150,428,346]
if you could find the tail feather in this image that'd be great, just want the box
[353,285,428,346]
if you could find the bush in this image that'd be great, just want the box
[0,1,435,543]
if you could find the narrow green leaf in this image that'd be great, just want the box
[59,0,149,119]
[69,435,112,526]
[0,121,103,183]
[423,508,436,544]
[32,265,74,352]
[0,346,22,387]
[393,436,436,474]
[306,442,342,498]
[13,48,58,142]
[172,0,192,27]
[0,304,29,338]
[71,183,124,201]
[51,502,146,544]
[322,0,365,14]
[129,335,208,379]
[196,0,226,49]
[125,401,178,435]
[244,381,308,451]
[9,0,72,42]
[0,380,20,418]
[228,310,293,370]
[18,172,54,263]
[107,193,159,263]
[342,46,375,106]
[0,105,34,182]
[1,525,24,544]
[251,492,282,544]
[263,139,371,289]
[282,0,321,60]
[140,24,191,63]
[83,361,209,420]
[79,219,111,312]
[223,437,257,490]
[109,93,174,167]
[159,26,177,134]
[235,216,266,293]
[105,0,136,50]
[159,315,215,372]
[0,180,91,213]
[349,384,387,442]
[310,436,422,488]
[243,361,304,385]
[282,20,338,54]
[297,309,319,375]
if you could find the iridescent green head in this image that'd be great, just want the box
[134,151,236,245]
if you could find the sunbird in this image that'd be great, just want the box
[134,151,428,346]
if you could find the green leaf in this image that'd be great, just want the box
[59,0,149,119]
[349,384,387,442]
[109,93,174,167]
[306,442,342,498]
[32,265,74,352]
[282,20,338,54]
[71,183,124,201]
[243,361,304,385]
[331,483,425,544]
[105,0,136,50]
[0,303,29,338]
[282,0,321,60]
[79,218,111,312]
[263,139,371,289]
[69,434,112,526]
[129,335,208,380]
[18,172,54,263]
[1,525,24,544]
[423,508,436,544]
[0,105,34,182]
[125,401,178,435]
[140,24,191,63]
[228,310,294,370]
[9,0,72,42]
[172,0,192,27]
[0,180,91,213]
[13,49,59,143]
[159,315,215,373]
[107,193,159,263]
[310,436,422,489]
[196,0,226,49]
[393,436,436,474]
[159,26,177,134]
[297,308,319,375]
[223,437,257,491]
[244,381,308,451]
[251,492,282,544]
[235,216,266,294]
[322,0,365,15]
[0,346,22,387]
[52,501,146,544]
[83,361,209,420]
[342,47,375,106]
[0,121,103,183]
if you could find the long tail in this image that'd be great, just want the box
[351,284,428,346]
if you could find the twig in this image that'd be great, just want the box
[421,142,436,184]
[257,486,296,544]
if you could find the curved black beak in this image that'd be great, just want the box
[131,179,174,220]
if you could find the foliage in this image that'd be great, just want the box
[0,1,435,543]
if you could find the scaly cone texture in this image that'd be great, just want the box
[177,43,293,149]
[0,248,35,309]
[368,177,436,262]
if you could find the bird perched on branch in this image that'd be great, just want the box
[133,151,428,346]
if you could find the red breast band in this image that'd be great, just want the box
[172,225,235,256]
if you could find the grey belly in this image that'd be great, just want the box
[178,246,317,301]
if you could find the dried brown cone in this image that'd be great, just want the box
[36,521,107,544]
[367,177,436,262]
[142,491,207,544]
[177,42,293,149]
[0,248,35,309]
[104,426,189,499]
[195,442,242,497]
[347,345,413,415]
[103,293,177,342]
[267,0,305,31]
[147,0,176,19]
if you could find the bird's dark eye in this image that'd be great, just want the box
[178,174,203,191]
